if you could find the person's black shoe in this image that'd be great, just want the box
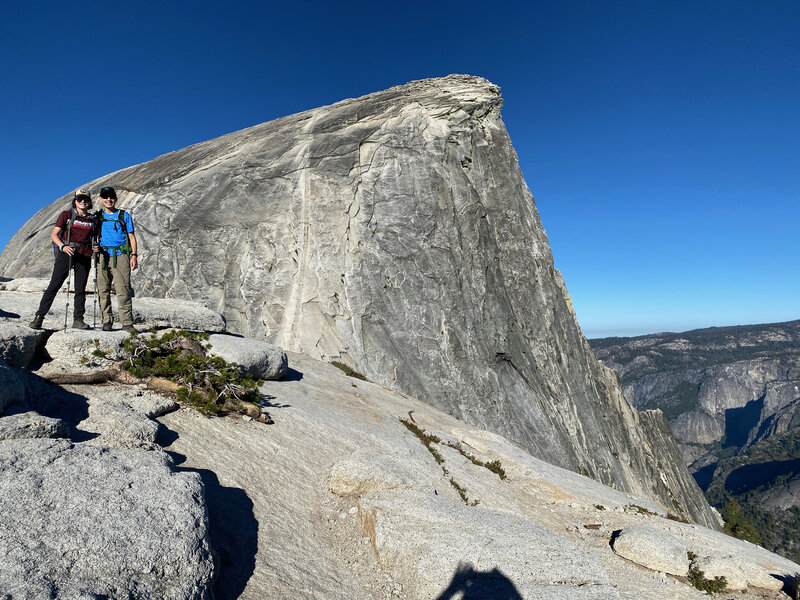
[29,315,44,329]
[72,318,90,330]
[102,322,112,332]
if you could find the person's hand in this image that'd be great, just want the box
[92,245,100,253]
[63,245,75,256]
[130,255,138,270]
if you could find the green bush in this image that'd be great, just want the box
[122,329,264,417]
[330,360,367,380]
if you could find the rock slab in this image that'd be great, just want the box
[611,526,688,576]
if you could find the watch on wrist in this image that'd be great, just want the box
[131,253,138,256]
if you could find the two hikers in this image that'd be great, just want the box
[29,189,97,330]
[29,186,138,332]
[96,186,138,332]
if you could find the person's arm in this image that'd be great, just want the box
[51,225,75,256]
[129,232,138,270]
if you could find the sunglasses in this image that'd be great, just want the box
[76,197,90,203]
[100,194,116,200]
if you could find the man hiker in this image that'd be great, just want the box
[29,188,97,329]
[96,186,138,332]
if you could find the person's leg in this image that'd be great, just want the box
[111,257,133,327]
[34,252,71,318]
[71,254,90,322]
[97,255,114,327]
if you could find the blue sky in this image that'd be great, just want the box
[1,1,797,338]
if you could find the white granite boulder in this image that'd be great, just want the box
[207,333,287,380]
[0,277,51,292]
[693,554,783,591]
[611,526,689,576]
[361,492,620,599]
[76,385,179,450]
[0,438,214,599]
[134,297,226,332]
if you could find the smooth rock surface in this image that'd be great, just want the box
[0,77,716,528]
[360,492,620,599]
[0,438,214,600]
[208,333,288,379]
[612,526,689,576]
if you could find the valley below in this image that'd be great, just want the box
[591,320,800,560]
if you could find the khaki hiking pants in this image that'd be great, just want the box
[98,255,134,327]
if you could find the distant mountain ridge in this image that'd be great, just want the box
[590,320,800,559]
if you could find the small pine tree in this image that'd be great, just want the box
[722,498,761,544]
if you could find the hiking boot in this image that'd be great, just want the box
[72,318,90,330]
[102,322,112,332]
[29,315,44,329]
[122,325,137,334]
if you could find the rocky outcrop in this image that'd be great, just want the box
[1,287,798,599]
[0,76,715,528]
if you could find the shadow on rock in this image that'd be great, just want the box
[435,563,522,600]
[157,424,258,600]
[0,308,21,318]
[5,371,97,442]
[281,367,303,382]
[725,458,800,495]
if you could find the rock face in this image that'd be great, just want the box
[0,75,715,527]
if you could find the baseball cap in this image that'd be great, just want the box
[100,186,117,199]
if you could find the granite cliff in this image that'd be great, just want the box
[0,75,716,527]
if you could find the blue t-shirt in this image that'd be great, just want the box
[98,210,135,256]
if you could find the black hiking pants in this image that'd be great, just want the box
[35,251,91,320]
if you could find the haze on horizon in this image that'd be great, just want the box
[1,1,796,339]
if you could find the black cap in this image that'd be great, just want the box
[100,186,117,199]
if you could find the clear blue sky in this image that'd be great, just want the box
[1,1,797,338]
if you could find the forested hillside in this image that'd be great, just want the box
[591,320,800,559]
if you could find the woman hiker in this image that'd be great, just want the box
[96,186,138,332]
[29,188,97,329]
